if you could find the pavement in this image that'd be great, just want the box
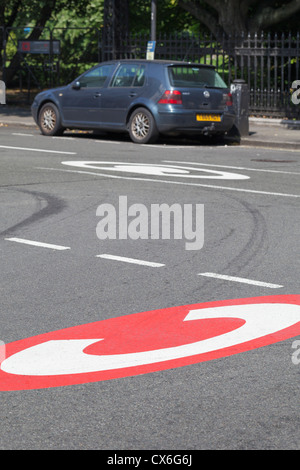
[0,105,300,150]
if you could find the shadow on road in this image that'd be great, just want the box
[61,129,240,147]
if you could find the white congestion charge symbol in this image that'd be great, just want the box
[1,303,300,376]
[61,161,250,180]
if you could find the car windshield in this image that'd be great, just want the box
[168,66,227,89]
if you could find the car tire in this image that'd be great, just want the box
[38,102,64,136]
[128,107,159,144]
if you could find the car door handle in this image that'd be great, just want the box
[94,92,102,98]
[129,92,137,97]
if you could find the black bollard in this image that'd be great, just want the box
[230,79,249,137]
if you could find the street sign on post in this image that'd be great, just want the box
[18,40,60,55]
[146,41,156,60]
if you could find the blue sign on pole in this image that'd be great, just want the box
[146,41,156,60]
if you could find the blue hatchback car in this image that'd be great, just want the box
[31,59,235,144]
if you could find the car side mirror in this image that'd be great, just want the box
[72,81,81,90]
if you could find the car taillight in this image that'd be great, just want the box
[224,92,233,106]
[158,90,182,105]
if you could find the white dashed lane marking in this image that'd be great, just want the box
[198,272,284,288]
[5,238,71,251]
[0,145,76,155]
[96,254,165,267]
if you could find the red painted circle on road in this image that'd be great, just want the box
[0,295,299,390]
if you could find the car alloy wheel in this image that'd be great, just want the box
[42,107,56,131]
[39,103,64,136]
[129,107,159,144]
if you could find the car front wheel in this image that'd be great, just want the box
[128,108,159,144]
[38,102,64,136]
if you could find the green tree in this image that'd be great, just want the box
[1,0,103,83]
[128,0,196,35]
[177,0,300,36]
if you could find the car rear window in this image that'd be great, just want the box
[168,66,227,89]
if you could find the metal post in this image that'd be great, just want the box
[103,0,129,60]
[2,35,6,84]
[230,79,249,137]
[151,0,157,42]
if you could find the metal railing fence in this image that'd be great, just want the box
[1,27,299,117]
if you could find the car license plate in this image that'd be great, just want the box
[196,114,221,122]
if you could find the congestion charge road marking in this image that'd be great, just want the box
[36,166,300,198]
[5,238,70,251]
[163,160,300,176]
[61,161,250,180]
[0,295,299,391]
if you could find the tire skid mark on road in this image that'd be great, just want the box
[0,189,67,237]
[217,198,268,279]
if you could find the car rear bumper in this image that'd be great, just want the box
[156,109,235,134]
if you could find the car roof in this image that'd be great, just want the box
[100,59,215,68]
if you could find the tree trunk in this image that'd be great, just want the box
[178,0,249,38]
[216,0,248,36]
[178,0,300,37]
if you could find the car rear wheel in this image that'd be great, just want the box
[38,102,64,136]
[129,108,159,144]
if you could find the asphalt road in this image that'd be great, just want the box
[0,126,299,451]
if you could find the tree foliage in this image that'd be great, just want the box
[128,0,197,34]
[0,0,101,29]
[2,0,300,38]
[177,0,300,36]
[1,0,103,83]
[2,0,300,87]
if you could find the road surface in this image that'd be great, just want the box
[0,127,299,450]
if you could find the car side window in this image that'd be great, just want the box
[79,64,115,88]
[111,64,146,88]
[133,66,146,87]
